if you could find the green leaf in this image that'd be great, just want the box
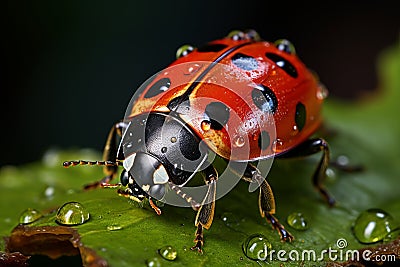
[1,41,399,267]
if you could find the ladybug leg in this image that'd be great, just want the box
[244,163,294,242]
[191,165,218,253]
[277,138,335,207]
[83,121,126,190]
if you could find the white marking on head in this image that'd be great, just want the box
[142,184,151,192]
[123,153,136,171]
[153,165,169,184]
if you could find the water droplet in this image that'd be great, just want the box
[292,125,298,135]
[43,186,55,198]
[287,212,309,231]
[227,30,245,41]
[146,257,162,267]
[352,208,394,244]
[55,202,90,226]
[242,234,271,261]
[316,83,329,100]
[170,137,177,143]
[325,168,336,181]
[184,63,201,75]
[272,139,284,153]
[107,224,123,231]
[161,147,167,153]
[19,208,43,224]
[201,120,211,131]
[234,136,245,148]
[221,212,240,228]
[384,227,400,243]
[158,245,177,261]
[42,149,61,167]
[336,155,350,166]
[176,44,194,59]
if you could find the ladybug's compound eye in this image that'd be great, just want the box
[120,170,130,186]
[274,39,296,55]
[227,30,245,41]
[176,44,195,59]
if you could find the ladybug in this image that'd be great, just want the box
[64,29,336,252]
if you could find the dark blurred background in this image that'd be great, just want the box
[2,1,399,166]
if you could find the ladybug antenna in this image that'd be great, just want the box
[63,160,124,168]
[168,182,201,210]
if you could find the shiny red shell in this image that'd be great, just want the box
[126,32,327,161]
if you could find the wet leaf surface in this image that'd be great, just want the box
[1,42,399,266]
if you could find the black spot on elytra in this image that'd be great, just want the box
[252,85,278,113]
[265,53,298,78]
[197,43,228,52]
[258,131,270,150]
[295,102,306,131]
[144,78,171,98]
[231,53,259,71]
[204,102,230,130]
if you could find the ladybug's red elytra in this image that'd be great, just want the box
[64,29,337,253]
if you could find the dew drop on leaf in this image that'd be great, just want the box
[55,201,90,226]
[158,245,177,261]
[19,208,43,224]
[220,211,240,229]
[107,224,123,231]
[146,257,162,267]
[352,208,394,244]
[287,212,309,231]
[242,234,271,261]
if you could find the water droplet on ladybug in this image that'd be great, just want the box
[19,208,43,224]
[126,142,133,149]
[170,137,177,143]
[55,202,90,226]
[201,120,211,131]
[227,30,245,41]
[272,139,284,153]
[316,84,329,100]
[158,245,177,261]
[287,212,309,231]
[146,257,162,267]
[176,44,194,59]
[161,147,167,153]
[352,208,394,244]
[184,63,201,75]
[291,125,299,136]
[234,136,245,148]
[242,234,271,261]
